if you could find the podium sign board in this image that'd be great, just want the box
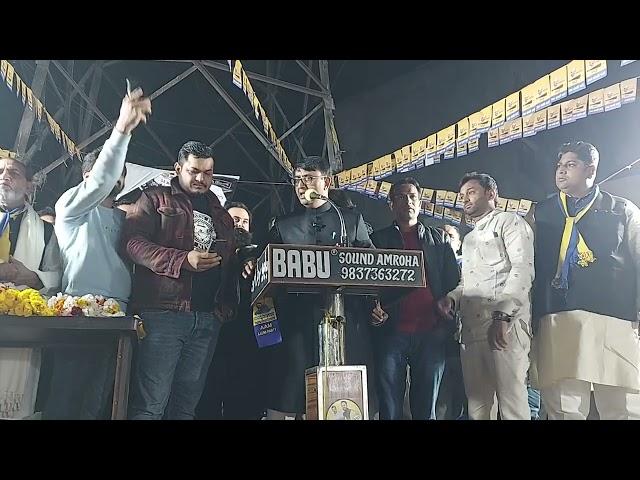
[251,244,426,305]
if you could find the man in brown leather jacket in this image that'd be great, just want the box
[123,141,236,420]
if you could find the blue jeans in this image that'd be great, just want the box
[374,324,448,420]
[128,310,222,420]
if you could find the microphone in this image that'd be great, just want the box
[304,188,328,202]
[304,189,348,247]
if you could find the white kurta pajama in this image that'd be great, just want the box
[532,200,640,420]
[448,209,535,420]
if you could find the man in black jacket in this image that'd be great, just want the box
[264,156,375,420]
[370,177,460,420]
[533,141,640,420]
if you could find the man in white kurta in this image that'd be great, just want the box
[0,157,61,419]
[532,141,640,420]
[437,172,534,420]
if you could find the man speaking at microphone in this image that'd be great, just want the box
[263,156,375,420]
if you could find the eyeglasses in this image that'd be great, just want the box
[290,175,327,186]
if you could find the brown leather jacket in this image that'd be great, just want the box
[122,177,237,320]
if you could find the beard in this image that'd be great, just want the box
[234,227,253,248]
[0,187,26,209]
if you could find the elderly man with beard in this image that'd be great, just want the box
[0,156,61,419]
[197,201,268,419]
[43,88,151,419]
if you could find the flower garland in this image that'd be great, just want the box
[0,283,124,317]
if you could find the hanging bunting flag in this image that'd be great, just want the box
[585,60,607,85]
[487,126,499,147]
[573,94,588,120]
[435,190,446,206]
[547,104,561,129]
[510,117,523,141]
[433,130,444,164]
[468,137,479,153]
[0,60,7,81]
[567,60,586,95]
[444,191,457,208]
[422,201,435,217]
[434,205,445,220]
[378,181,392,200]
[454,193,465,210]
[517,199,533,217]
[604,83,622,111]
[443,125,456,160]
[450,209,463,225]
[260,106,268,133]
[60,132,68,153]
[253,95,260,120]
[549,65,568,103]
[232,60,243,88]
[522,113,536,137]
[561,99,576,124]
[468,111,481,141]
[499,120,512,145]
[492,98,506,127]
[495,197,508,211]
[456,118,468,158]
[241,70,249,95]
[411,138,427,168]
[533,108,547,132]
[443,207,454,222]
[364,179,379,198]
[505,91,520,121]
[621,60,637,67]
[521,83,537,116]
[506,199,520,214]
[477,105,492,134]
[246,80,255,106]
[621,78,637,104]
[5,62,14,90]
[14,74,22,98]
[26,88,33,111]
[425,134,437,166]
[35,98,43,121]
[588,89,605,115]
[534,75,551,110]
[421,188,434,203]
[20,81,26,105]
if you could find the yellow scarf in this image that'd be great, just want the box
[552,188,598,289]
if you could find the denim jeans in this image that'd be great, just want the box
[374,323,448,420]
[128,309,222,420]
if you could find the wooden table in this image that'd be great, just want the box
[0,315,140,420]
